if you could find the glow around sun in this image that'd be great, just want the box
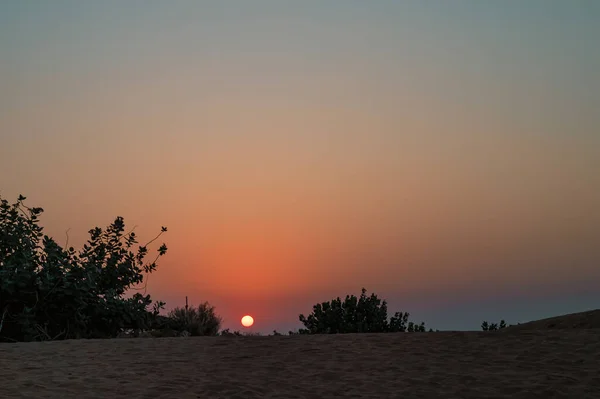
[241,315,254,327]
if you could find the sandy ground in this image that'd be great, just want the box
[502,310,600,331]
[1,329,599,398]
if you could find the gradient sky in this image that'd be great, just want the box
[1,0,599,333]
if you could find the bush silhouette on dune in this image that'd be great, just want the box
[0,194,168,342]
[481,320,508,331]
[167,302,222,336]
[298,288,428,334]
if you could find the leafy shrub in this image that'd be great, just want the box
[167,302,222,336]
[298,288,427,334]
[0,194,167,342]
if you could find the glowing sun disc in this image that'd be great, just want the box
[241,315,254,327]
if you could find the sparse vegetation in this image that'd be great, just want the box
[219,328,243,336]
[219,328,261,337]
[481,320,508,331]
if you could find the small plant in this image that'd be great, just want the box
[481,319,508,331]
[167,302,222,336]
[219,328,242,337]
[219,328,260,337]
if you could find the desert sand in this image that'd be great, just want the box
[1,312,599,398]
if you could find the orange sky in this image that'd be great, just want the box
[1,1,599,332]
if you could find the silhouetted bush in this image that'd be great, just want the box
[298,288,427,334]
[0,194,167,342]
[167,302,222,336]
[481,319,508,331]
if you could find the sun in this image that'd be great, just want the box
[241,315,254,328]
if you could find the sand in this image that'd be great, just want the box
[502,309,600,332]
[1,327,599,398]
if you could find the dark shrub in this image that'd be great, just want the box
[298,288,427,334]
[167,302,222,336]
[0,194,167,342]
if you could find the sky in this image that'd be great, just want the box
[1,0,599,333]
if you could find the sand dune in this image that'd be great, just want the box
[503,309,600,331]
[1,314,599,398]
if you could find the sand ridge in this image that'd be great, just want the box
[1,329,599,398]
[502,310,600,332]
